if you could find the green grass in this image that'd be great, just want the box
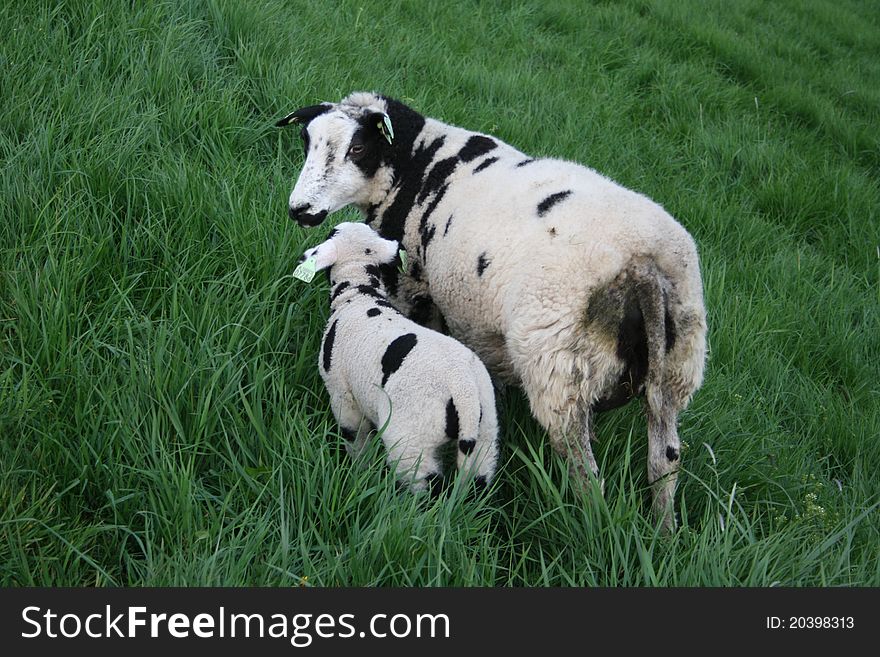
[1,0,878,586]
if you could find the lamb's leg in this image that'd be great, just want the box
[328,390,370,459]
[382,428,444,495]
[646,402,680,532]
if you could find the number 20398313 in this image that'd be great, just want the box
[766,617,854,630]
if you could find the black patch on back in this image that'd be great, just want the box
[322,320,338,372]
[516,158,536,167]
[477,252,490,276]
[537,190,573,217]
[381,333,418,386]
[445,398,459,441]
[458,439,476,455]
[418,157,458,205]
[367,307,381,317]
[666,446,679,461]
[473,156,499,173]
[443,215,453,236]
[330,281,351,302]
[375,298,397,310]
[356,284,385,300]
[458,135,497,162]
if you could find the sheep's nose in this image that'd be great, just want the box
[289,204,328,227]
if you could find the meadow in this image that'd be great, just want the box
[1,0,878,586]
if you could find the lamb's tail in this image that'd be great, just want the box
[450,367,499,489]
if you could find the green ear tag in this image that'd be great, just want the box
[398,249,408,273]
[378,115,394,145]
[294,256,318,283]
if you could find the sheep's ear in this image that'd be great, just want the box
[366,111,394,145]
[275,103,333,128]
[294,239,338,283]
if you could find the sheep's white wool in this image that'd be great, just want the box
[301,222,499,492]
[281,93,707,530]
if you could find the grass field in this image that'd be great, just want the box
[1,0,878,586]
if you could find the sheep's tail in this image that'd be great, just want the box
[632,260,668,412]
[452,367,499,489]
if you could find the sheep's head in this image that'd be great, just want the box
[277,93,395,227]
[298,222,401,282]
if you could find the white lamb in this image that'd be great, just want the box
[298,221,499,492]
[278,93,708,530]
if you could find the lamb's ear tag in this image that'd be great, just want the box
[398,249,408,273]
[378,115,394,145]
[294,256,318,283]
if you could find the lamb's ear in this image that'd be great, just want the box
[275,103,333,128]
[295,239,338,282]
[365,111,394,145]
[309,239,339,271]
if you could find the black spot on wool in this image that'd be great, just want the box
[477,252,490,276]
[367,307,381,317]
[330,281,350,302]
[458,439,476,455]
[458,135,497,162]
[666,446,679,461]
[419,184,447,252]
[516,158,536,167]
[537,190,573,217]
[473,156,499,173]
[443,215,453,236]
[377,254,401,297]
[364,263,382,282]
[381,333,418,386]
[418,157,458,205]
[322,320,338,372]
[356,284,385,300]
[445,398,460,441]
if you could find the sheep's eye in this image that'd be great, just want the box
[349,143,365,159]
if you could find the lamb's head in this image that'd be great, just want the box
[277,93,396,227]
[298,222,401,296]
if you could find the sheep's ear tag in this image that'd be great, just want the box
[377,115,394,145]
[294,256,318,283]
[398,249,408,273]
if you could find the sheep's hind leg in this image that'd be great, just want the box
[646,403,680,533]
[567,409,604,494]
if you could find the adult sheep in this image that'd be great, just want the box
[277,92,707,531]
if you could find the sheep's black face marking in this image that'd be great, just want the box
[537,190,573,217]
[516,158,536,167]
[477,252,490,276]
[367,307,381,317]
[348,120,385,177]
[322,319,339,372]
[458,135,497,162]
[473,156,499,173]
[445,398,459,440]
[666,446,679,461]
[381,333,418,386]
